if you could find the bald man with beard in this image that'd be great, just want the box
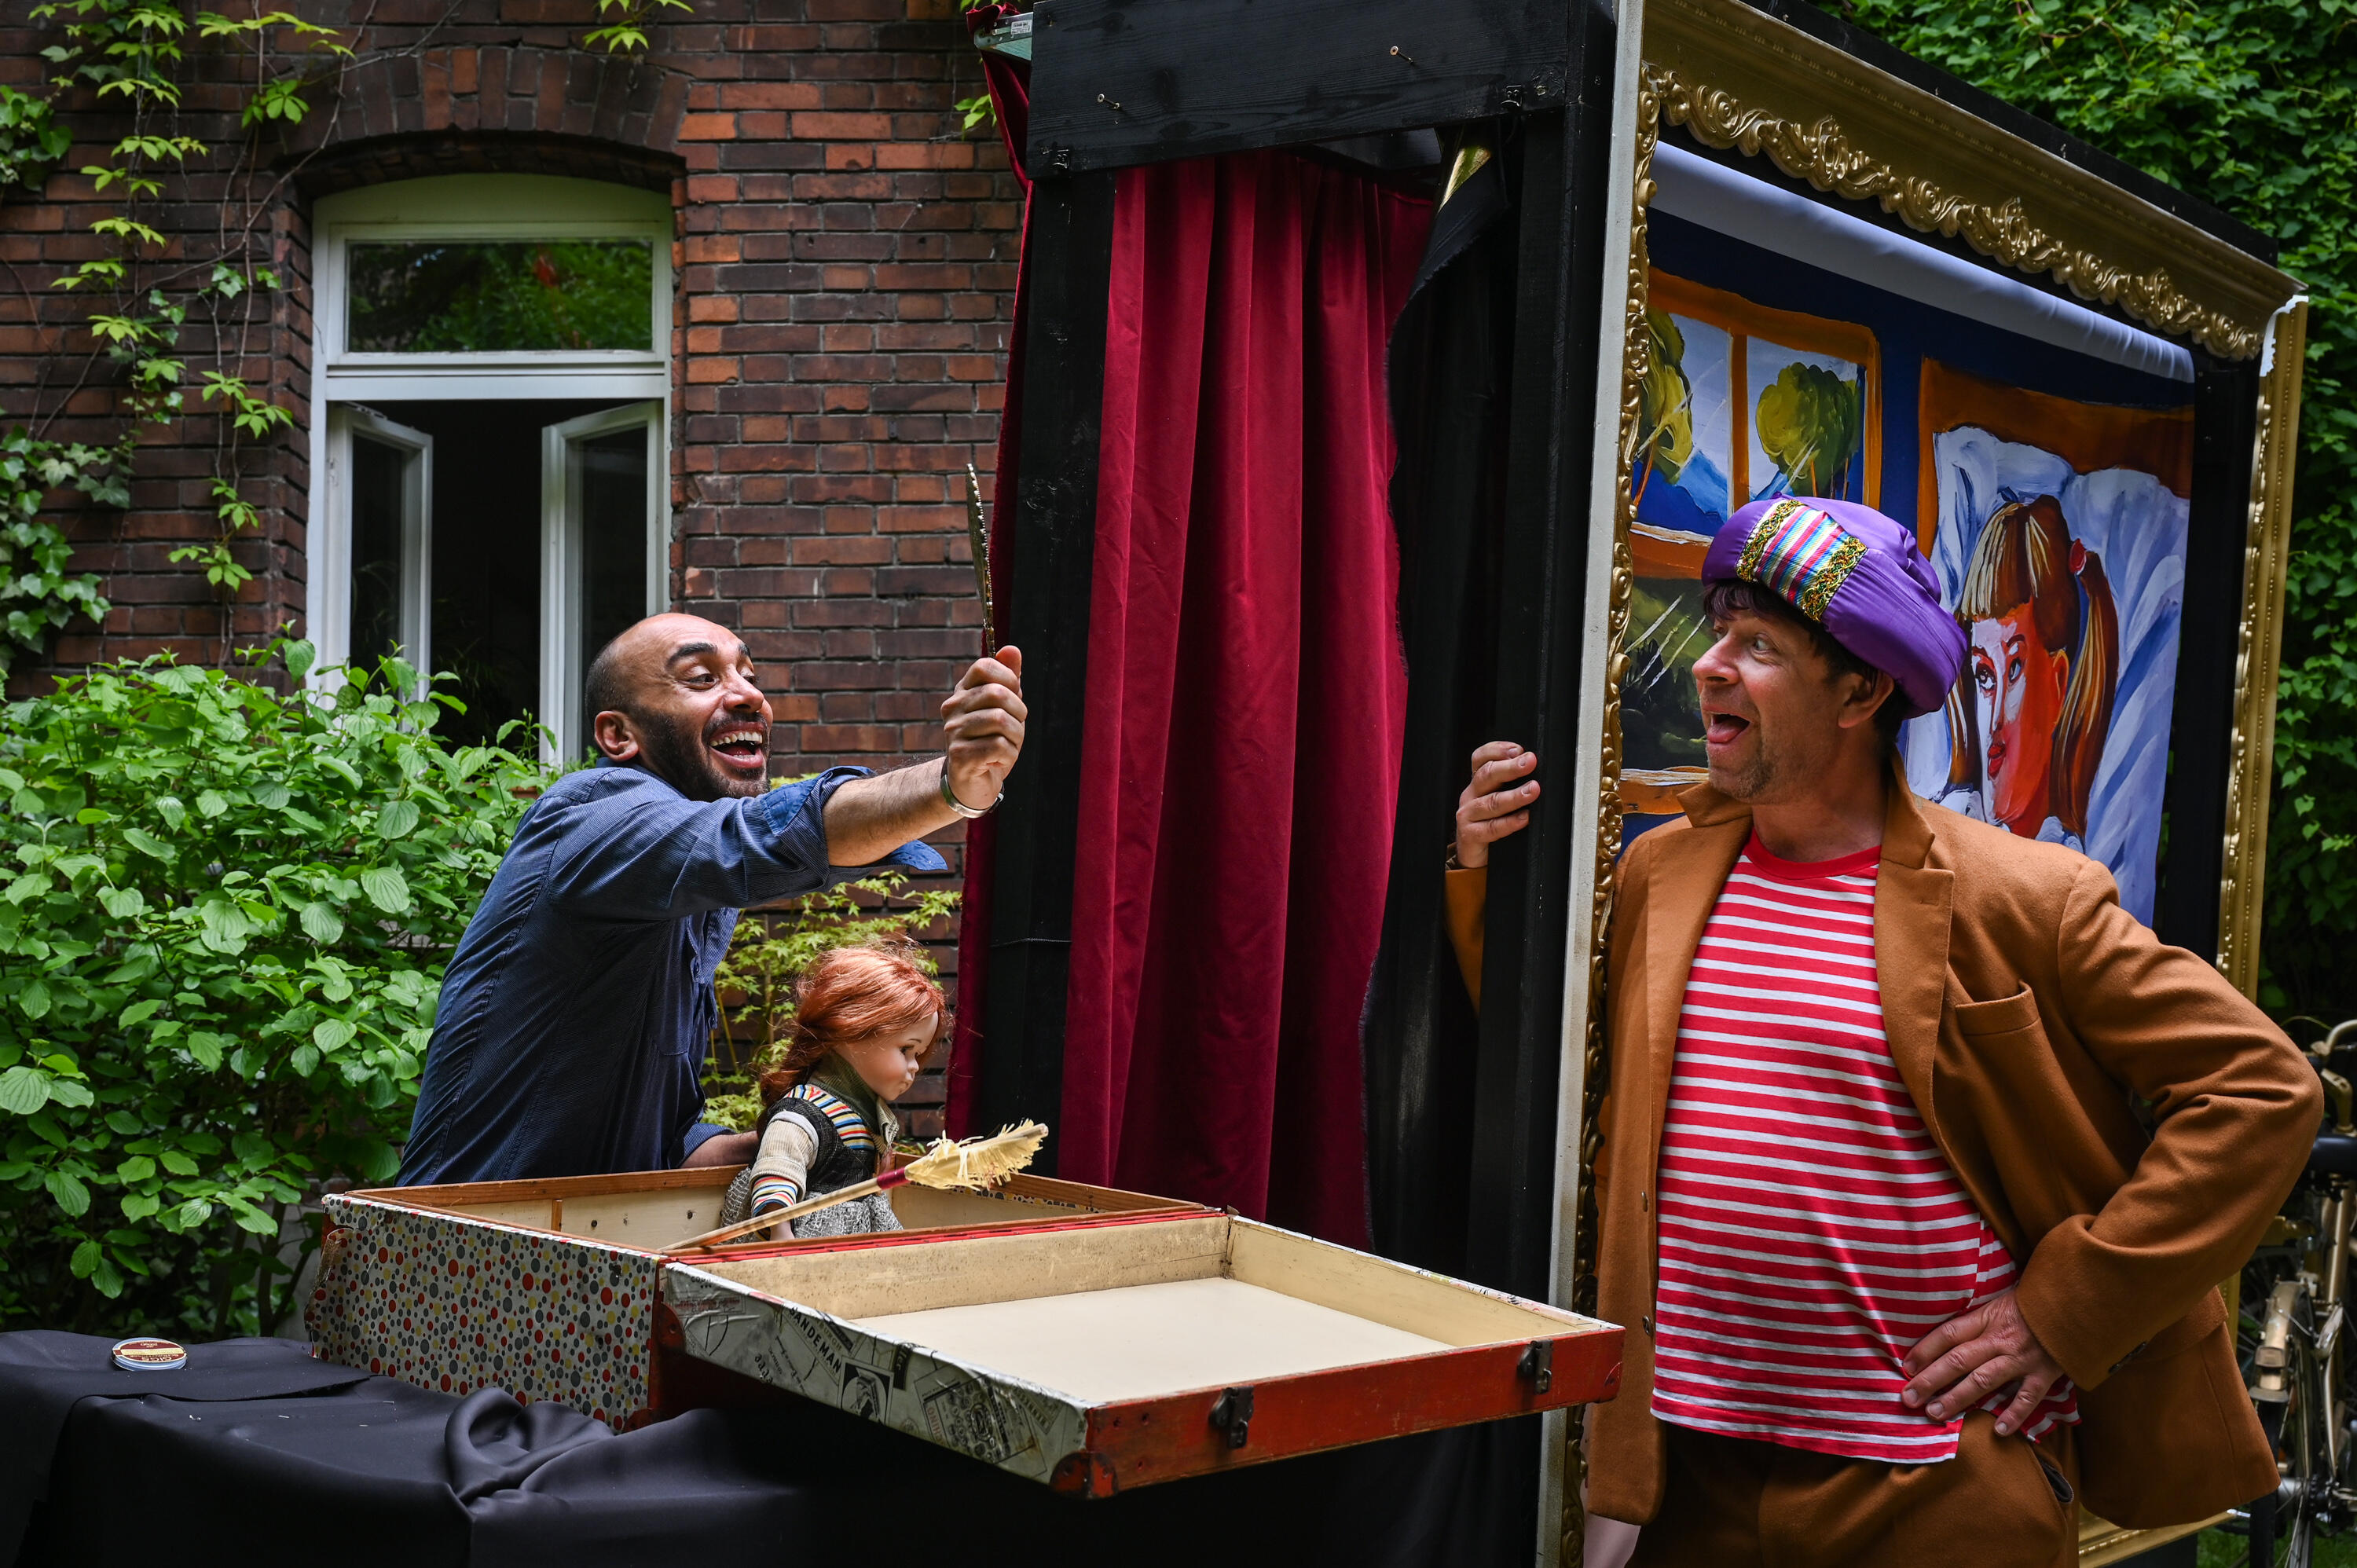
[396,615,1024,1185]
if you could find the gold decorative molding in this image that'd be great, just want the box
[1576,65,1658,1324]
[1644,0,2297,361]
[2217,299,2309,998]
[2078,1513,2225,1565]
[1651,67,2254,359]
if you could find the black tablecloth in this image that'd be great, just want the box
[2,1332,1532,1567]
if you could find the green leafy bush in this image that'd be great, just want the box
[699,870,960,1132]
[0,645,544,1336]
[1842,0,2357,1025]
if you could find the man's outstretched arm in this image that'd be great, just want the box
[824,647,1026,867]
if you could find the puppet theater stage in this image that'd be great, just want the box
[0,0,2308,1562]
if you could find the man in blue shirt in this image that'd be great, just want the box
[396,614,1024,1184]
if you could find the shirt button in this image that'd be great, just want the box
[1642,1315,1654,1336]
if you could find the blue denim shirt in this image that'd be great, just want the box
[394,761,945,1185]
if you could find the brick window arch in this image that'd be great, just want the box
[308,174,673,760]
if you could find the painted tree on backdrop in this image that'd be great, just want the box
[1844,0,2357,1031]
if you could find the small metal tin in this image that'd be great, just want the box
[111,1336,187,1372]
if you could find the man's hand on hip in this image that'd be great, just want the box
[1901,1287,2065,1437]
[943,646,1025,811]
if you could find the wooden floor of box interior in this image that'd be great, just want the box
[853,1275,1452,1401]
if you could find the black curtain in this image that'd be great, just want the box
[1365,128,1519,1280]
[1358,127,1539,1568]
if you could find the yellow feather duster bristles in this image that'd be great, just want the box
[901,1121,1047,1190]
[666,1119,1050,1253]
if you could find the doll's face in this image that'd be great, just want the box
[1969,606,2066,831]
[838,1013,939,1103]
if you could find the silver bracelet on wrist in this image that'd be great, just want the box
[940,759,1001,819]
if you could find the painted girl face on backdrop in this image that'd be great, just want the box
[1967,605,2067,831]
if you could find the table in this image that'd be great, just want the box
[1,1332,1531,1567]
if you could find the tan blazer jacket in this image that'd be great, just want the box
[1448,773,2319,1526]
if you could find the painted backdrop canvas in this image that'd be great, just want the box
[1629,204,2198,924]
[1901,362,2194,924]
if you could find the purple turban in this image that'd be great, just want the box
[1700,496,1965,720]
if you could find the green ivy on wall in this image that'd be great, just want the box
[0,0,669,683]
[1842,0,2357,1030]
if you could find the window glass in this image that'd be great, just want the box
[578,427,649,706]
[349,434,405,665]
[346,240,654,353]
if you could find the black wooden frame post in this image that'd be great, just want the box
[2154,357,2264,958]
[1465,4,1622,1303]
[974,169,1119,1171]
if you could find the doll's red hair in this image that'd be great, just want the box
[757,940,948,1105]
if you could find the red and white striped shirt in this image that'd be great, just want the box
[1649,835,2077,1463]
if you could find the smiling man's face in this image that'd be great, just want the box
[588,614,773,801]
[1690,605,1859,805]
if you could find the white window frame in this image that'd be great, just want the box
[320,405,434,674]
[306,173,674,752]
[542,401,666,761]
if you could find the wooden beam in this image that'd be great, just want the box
[1027,0,1567,175]
[975,169,1120,1170]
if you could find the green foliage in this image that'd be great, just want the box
[1754,361,1863,499]
[1841,0,2357,1020]
[346,240,655,354]
[0,433,122,681]
[700,869,960,1132]
[581,0,691,55]
[1,0,350,667]
[0,646,545,1335]
[0,85,68,189]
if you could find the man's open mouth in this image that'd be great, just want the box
[708,724,767,768]
[1704,712,1750,746]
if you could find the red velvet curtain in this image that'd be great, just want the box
[1054,153,1431,1244]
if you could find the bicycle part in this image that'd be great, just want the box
[2326,1070,2356,1139]
[2309,1135,2357,1178]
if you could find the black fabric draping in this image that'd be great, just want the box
[5,1332,1534,1568]
[1362,130,1521,1282]
[1354,136,1537,1568]
[0,1330,370,1559]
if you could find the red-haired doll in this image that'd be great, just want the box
[719,941,947,1239]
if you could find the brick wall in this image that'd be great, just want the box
[0,0,1021,1131]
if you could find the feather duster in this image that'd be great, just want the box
[669,1121,1048,1253]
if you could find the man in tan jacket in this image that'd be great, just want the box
[1447,496,2317,1565]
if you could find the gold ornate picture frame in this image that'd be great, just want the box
[1550,2,2306,1559]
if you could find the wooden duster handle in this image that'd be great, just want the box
[669,1169,906,1253]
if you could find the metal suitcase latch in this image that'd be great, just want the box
[1519,1340,1553,1394]
[1209,1386,1254,1449]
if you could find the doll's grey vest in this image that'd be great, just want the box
[718,1083,903,1239]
